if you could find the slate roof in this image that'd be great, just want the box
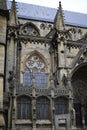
[7,1,87,28]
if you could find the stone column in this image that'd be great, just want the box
[68,77,77,129]
[8,71,16,130]
[0,78,5,130]
[32,87,36,130]
[11,87,16,130]
[81,104,85,129]
[50,81,55,130]
[8,93,12,130]
[51,97,55,130]
[32,97,36,130]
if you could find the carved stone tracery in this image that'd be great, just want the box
[20,23,40,36]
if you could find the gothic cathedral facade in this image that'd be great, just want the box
[0,0,87,130]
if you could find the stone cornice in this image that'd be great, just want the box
[19,35,51,43]
[16,85,70,98]
[66,40,85,48]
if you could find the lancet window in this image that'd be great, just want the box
[17,96,32,119]
[36,96,50,120]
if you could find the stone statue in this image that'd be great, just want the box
[71,108,76,127]
[62,74,67,87]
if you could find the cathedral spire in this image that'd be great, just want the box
[9,0,18,26]
[54,1,65,31]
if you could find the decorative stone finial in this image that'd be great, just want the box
[9,0,18,25]
[54,1,65,30]
[59,1,61,7]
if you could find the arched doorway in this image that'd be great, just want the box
[71,63,87,128]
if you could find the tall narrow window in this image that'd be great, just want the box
[36,96,50,120]
[17,96,31,119]
[33,68,47,87]
[54,97,68,115]
[23,69,32,86]
[40,69,47,87]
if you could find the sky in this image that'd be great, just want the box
[13,0,87,14]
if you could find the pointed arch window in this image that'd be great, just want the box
[36,96,50,120]
[23,54,47,87]
[54,97,68,115]
[17,96,32,119]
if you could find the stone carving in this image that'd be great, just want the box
[7,26,19,39]
[8,70,16,87]
[70,108,76,127]
[21,23,39,36]
[62,74,67,87]
[26,55,45,70]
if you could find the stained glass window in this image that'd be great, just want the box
[23,70,32,86]
[33,68,47,87]
[40,69,47,87]
[27,25,33,32]
[24,54,47,87]
[36,96,50,120]
[28,61,34,67]
[17,96,31,119]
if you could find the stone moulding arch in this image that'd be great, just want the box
[70,62,87,79]
[36,95,50,101]
[17,94,32,99]
[71,62,87,101]
[21,22,40,36]
[54,96,69,100]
